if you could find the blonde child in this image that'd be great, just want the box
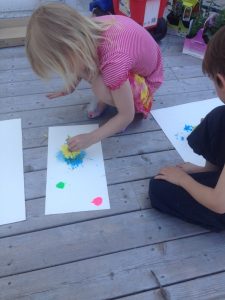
[26,3,163,151]
[150,26,225,231]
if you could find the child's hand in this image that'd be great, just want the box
[67,133,93,151]
[46,87,75,99]
[155,166,190,186]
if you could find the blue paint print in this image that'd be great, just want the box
[57,150,86,169]
[183,124,194,133]
[175,123,196,142]
[175,133,185,141]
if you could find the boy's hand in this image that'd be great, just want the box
[155,166,190,186]
[67,133,94,151]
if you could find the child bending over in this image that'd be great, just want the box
[149,26,225,231]
[26,3,163,151]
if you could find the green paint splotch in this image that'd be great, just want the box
[56,181,66,189]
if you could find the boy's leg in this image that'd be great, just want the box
[149,171,225,231]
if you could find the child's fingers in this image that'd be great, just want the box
[46,93,59,99]
[67,139,79,152]
[154,174,166,180]
[46,91,65,99]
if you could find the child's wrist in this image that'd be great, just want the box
[180,174,193,189]
[89,131,98,145]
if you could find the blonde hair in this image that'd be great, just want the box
[26,3,111,90]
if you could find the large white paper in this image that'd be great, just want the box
[45,125,110,214]
[0,119,26,225]
[151,98,222,166]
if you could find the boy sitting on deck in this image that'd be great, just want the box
[149,26,225,231]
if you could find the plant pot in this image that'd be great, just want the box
[183,28,207,59]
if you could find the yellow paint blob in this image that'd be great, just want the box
[60,144,81,159]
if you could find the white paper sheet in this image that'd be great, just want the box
[45,125,110,214]
[0,119,26,225]
[151,98,222,166]
[144,0,160,27]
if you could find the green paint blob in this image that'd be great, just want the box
[56,182,66,189]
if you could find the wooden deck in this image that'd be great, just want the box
[1,34,225,300]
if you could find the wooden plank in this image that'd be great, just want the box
[0,78,90,98]
[155,77,213,97]
[0,77,214,117]
[0,68,54,83]
[0,52,202,72]
[0,87,216,116]
[0,67,177,84]
[23,147,181,182]
[0,0,59,13]
[21,118,160,150]
[171,65,206,79]
[0,104,90,128]
[0,33,183,58]
[7,231,225,300]
[0,27,26,48]
[0,75,213,99]
[0,45,26,59]
[120,272,225,300]
[0,179,150,238]
[0,104,159,130]
[0,56,30,70]
[163,55,202,68]
[0,209,205,278]
[23,150,182,200]
[154,89,217,109]
[0,18,29,48]
[22,131,172,173]
[0,70,187,98]
[0,34,183,60]
[0,18,29,29]
[160,272,225,300]
[0,89,92,114]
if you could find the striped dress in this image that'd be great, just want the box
[97,15,163,117]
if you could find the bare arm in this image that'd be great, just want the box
[155,165,225,214]
[68,79,135,150]
[90,79,135,141]
[178,160,219,174]
[46,78,81,99]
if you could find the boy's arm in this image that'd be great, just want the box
[181,165,225,213]
[156,165,225,214]
[178,160,219,173]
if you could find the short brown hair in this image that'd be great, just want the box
[202,25,225,87]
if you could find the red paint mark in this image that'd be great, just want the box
[92,197,103,206]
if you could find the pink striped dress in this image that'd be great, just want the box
[97,15,163,117]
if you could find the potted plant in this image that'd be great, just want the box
[183,1,224,59]
[167,0,201,36]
